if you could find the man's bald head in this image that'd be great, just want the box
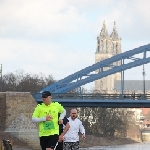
[70,109,78,120]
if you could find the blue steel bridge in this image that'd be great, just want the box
[33,44,150,108]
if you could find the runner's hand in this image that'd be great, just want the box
[46,115,52,121]
[59,119,63,124]
[82,134,86,139]
[58,135,63,142]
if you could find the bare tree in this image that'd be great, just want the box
[78,107,131,138]
[1,70,55,93]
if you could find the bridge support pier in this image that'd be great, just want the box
[121,59,124,95]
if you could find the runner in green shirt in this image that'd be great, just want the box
[32,91,66,150]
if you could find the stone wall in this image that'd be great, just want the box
[0,92,40,149]
[0,93,6,130]
[5,92,37,126]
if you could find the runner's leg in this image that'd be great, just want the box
[55,141,63,150]
[72,141,79,150]
[46,134,59,150]
[40,136,48,150]
[63,142,72,150]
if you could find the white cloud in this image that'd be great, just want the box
[0,0,87,38]
[67,0,111,9]
[0,0,150,90]
[0,38,94,80]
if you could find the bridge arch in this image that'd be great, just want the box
[37,44,150,94]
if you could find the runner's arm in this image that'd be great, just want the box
[32,105,46,123]
[57,102,66,119]
[60,122,70,136]
[58,117,70,142]
[32,117,46,123]
[59,109,66,119]
[58,122,70,142]
[79,121,85,135]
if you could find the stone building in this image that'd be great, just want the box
[95,21,121,93]
[114,80,150,94]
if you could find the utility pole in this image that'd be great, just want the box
[0,64,2,92]
[142,64,146,97]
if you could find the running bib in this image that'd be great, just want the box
[43,121,55,130]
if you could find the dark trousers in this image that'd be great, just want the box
[55,129,64,150]
[55,141,63,150]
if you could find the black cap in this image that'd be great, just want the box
[42,91,51,98]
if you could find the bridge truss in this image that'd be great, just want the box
[33,44,150,107]
[38,44,150,93]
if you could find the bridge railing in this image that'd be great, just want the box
[50,93,150,100]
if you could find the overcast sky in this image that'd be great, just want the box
[0,0,150,90]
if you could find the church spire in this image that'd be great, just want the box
[99,20,108,38]
[103,20,106,29]
[110,21,119,40]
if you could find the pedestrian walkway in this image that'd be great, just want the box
[13,147,34,150]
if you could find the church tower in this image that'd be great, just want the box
[95,21,121,93]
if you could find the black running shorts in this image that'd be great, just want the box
[40,134,59,150]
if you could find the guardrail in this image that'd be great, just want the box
[49,93,150,100]
[33,93,150,107]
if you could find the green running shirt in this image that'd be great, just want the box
[32,102,64,137]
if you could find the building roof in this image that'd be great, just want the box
[114,80,150,91]
[142,119,150,125]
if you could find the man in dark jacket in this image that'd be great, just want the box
[55,114,70,150]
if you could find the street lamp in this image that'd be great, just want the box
[142,64,146,97]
